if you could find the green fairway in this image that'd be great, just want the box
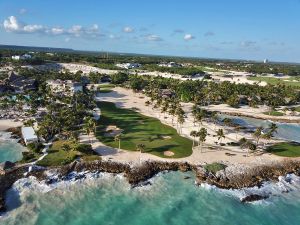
[267,142,300,157]
[248,76,300,88]
[96,101,193,158]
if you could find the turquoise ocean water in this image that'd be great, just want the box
[1,171,300,225]
[0,132,25,163]
[0,121,300,225]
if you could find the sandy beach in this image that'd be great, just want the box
[0,119,23,132]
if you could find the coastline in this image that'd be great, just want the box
[2,159,300,213]
[0,120,23,132]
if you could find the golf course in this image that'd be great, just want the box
[96,101,193,158]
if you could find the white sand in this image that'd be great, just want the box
[91,87,288,165]
[0,119,23,131]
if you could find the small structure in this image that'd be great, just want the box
[46,79,83,95]
[21,127,38,145]
[158,62,182,68]
[115,63,141,69]
[12,54,32,61]
[5,72,37,93]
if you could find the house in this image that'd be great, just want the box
[11,54,32,60]
[116,63,141,69]
[46,79,83,95]
[21,127,38,145]
[158,62,182,68]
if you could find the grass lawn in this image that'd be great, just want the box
[248,76,300,88]
[37,141,79,167]
[96,101,193,158]
[263,111,284,116]
[267,142,300,157]
[99,89,113,93]
[295,106,300,113]
[98,84,115,93]
[36,140,99,167]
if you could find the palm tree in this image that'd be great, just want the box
[216,129,225,145]
[177,114,185,134]
[268,123,278,136]
[115,134,122,149]
[197,128,207,152]
[190,130,198,148]
[136,143,146,153]
[253,126,263,146]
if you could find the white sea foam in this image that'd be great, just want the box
[200,173,300,203]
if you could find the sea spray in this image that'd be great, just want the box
[2,171,300,225]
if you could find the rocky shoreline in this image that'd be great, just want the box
[218,111,300,124]
[1,159,300,213]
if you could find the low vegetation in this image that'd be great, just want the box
[37,140,99,167]
[204,163,227,174]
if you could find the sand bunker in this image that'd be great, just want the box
[164,151,175,157]
[104,125,123,137]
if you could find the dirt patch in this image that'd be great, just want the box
[164,151,175,157]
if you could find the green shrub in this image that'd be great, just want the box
[75,144,94,155]
[204,163,227,174]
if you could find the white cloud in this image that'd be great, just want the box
[146,34,162,41]
[50,27,65,35]
[2,16,101,39]
[23,24,44,33]
[123,26,134,33]
[3,16,21,32]
[184,34,195,41]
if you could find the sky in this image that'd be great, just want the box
[0,0,300,62]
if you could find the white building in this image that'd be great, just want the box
[116,63,141,69]
[12,54,32,61]
[158,62,182,68]
[264,59,269,64]
[21,127,38,145]
[46,80,83,95]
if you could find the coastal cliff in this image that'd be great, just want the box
[1,160,300,213]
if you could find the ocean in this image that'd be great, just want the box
[1,122,300,225]
[0,132,25,163]
[1,171,300,225]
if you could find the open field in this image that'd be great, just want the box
[267,142,300,157]
[248,76,300,88]
[96,101,193,158]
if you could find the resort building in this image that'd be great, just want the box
[158,62,182,68]
[11,54,32,60]
[116,63,141,69]
[21,127,38,145]
[5,72,37,93]
[46,79,83,95]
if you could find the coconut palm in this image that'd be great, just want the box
[136,143,146,153]
[216,129,225,145]
[190,130,198,148]
[197,128,208,152]
[253,126,263,146]
[115,134,122,149]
